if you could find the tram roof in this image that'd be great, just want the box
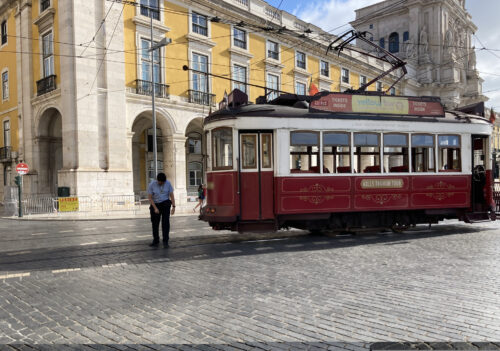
[205,93,491,126]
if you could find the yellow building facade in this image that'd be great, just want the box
[0,0,410,210]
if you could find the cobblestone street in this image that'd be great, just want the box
[0,217,499,350]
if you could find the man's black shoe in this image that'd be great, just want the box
[149,241,159,247]
[163,242,169,248]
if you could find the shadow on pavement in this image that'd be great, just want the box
[0,223,486,275]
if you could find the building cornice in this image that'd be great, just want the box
[1,0,19,16]
[33,7,55,31]
[228,46,253,59]
[186,33,216,48]
[132,15,171,33]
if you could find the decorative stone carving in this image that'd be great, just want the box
[444,28,454,57]
[419,25,428,54]
[468,47,476,71]
[419,25,431,63]
[405,38,417,62]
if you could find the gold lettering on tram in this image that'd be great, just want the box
[360,179,404,189]
[425,193,455,201]
[298,183,335,205]
[361,194,403,205]
[425,181,455,190]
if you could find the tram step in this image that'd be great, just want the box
[464,212,493,223]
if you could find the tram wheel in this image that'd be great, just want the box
[309,229,323,235]
[391,222,409,233]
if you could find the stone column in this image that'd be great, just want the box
[15,1,34,192]
[163,135,188,211]
[102,1,128,172]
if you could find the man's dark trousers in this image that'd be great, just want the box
[150,200,172,244]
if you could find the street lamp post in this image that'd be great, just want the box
[149,12,171,178]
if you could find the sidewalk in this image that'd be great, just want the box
[0,204,199,221]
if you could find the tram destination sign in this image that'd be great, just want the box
[310,93,445,117]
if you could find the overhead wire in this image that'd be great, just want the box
[81,3,126,101]
[79,1,115,56]
[1,0,495,100]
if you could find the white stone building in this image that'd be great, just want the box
[350,0,486,109]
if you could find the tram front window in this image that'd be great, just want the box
[384,134,409,173]
[290,131,319,173]
[323,132,350,173]
[212,128,233,170]
[438,135,461,171]
[411,134,435,172]
[354,133,380,173]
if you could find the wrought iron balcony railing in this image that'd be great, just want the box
[0,146,12,162]
[135,79,169,98]
[188,90,215,106]
[36,75,57,96]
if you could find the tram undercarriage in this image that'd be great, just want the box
[206,208,495,234]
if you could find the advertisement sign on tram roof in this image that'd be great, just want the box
[310,93,445,117]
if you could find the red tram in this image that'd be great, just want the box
[201,91,496,233]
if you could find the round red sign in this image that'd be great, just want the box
[16,163,29,175]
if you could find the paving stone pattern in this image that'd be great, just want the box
[0,218,499,350]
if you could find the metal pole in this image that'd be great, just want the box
[18,176,23,218]
[151,13,158,178]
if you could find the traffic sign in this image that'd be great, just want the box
[16,163,29,175]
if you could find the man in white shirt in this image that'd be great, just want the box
[147,173,175,248]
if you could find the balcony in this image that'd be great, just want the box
[135,79,169,98]
[189,90,215,106]
[36,75,57,96]
[41,0,50,12]
[0,147,12,162]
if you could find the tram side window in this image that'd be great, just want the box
[323,132,350,173]
[384,134,409,173]
[353,133,380,173]
[438,135,461,171]
[212,128,233,170]
[290,131,320,173]
[411,134,435,172]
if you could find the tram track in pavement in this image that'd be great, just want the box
[0,221,493,279]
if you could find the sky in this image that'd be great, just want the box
[266,0,500,110]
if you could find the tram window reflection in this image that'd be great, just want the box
[323,132,350,173]
[212,128,233,170]
[290,131,319,173]
[241,134,257,169]
[384,134,409,173]
[411,134,435,172]
[353,133,380,173]
[261,134,273,169]
[438,135,461,172]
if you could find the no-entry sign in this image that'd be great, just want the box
[16,163,29,175]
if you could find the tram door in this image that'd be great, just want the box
[239,132,274,221]
[471,135,488,212]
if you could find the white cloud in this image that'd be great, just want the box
[292,0,500,109]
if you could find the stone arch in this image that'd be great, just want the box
[127,106,177,135]
[185,117,205,195]
[36,107,63,195]
[130,110,174,196]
